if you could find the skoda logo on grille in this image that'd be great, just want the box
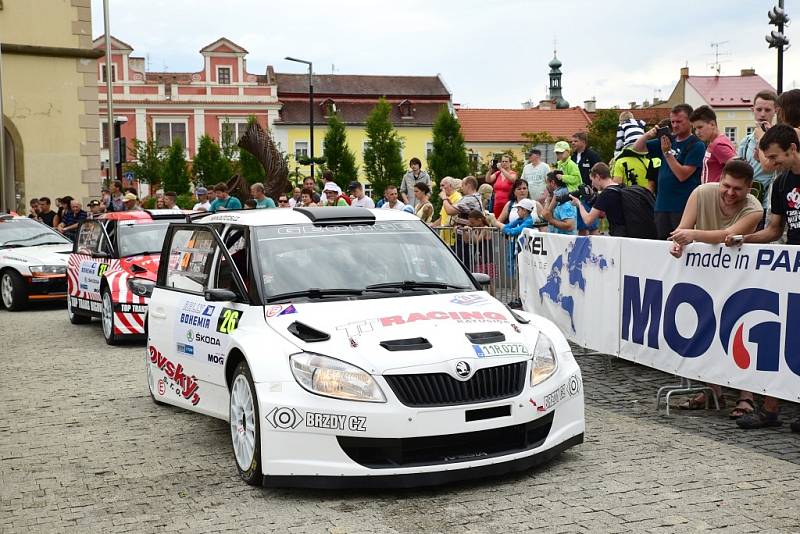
[455,361,472,380]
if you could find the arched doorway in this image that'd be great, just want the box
[2,117,24,213]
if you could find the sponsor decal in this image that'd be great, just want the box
[176,343,194,356]
[181,301,216,316]
[70,295,101,313]
[117,303,147,314]
[539,374,581,412]
[380,310,508,327]
[79,283,89,290]
[455,360,472,379]
[209,214,240,222]
[179,313,211,329]
[207,353,225,365]
[266,304,298,318]
[473,342,530,358]
[264,407,367,432]
[188,329,221,346]
[149,346,200,405]
[216,308,243,334]
[157,380,166,395]
[451,294,488,306]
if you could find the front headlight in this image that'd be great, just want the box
[128,278,155,297]
[531,331,558,386]
[290,353,386,403]
[29,265,66,275]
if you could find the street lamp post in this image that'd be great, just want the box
[285,57,314,179]
[103,0,115,184]
[767,1,790,93]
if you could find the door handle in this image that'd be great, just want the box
[150,309,167,320]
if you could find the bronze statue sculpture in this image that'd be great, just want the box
[237,121,290,201]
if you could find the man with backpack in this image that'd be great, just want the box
[633,104,705,240]
[570,162,657,238]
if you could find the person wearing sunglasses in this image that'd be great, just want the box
[277,196,291,208]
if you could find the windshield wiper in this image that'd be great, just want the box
[2,232,54,246]
[35,241,70,246]
[365,280,470,291]
[0,244,25,249]
[266,288,368,303]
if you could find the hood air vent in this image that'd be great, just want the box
[379,337,432,352]
[465,331,505,344]
[287,321,330,342]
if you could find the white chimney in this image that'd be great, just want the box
[583,98,596,113]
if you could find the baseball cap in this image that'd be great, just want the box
[123,192,138,202]
[516,198,535,212]
[195,187,208,195]
[554,141,570,153]
[87,200,101,207]
[323,182,342,194]
[348,181,362,191]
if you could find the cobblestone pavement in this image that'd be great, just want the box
[1,307,799,533]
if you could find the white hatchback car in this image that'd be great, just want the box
[146,207,584,488]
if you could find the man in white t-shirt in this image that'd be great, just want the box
[380,185,405,210]
[349,181,375,208]
[192,187,211,211]
[521,148,550,203]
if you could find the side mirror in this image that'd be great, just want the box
[92,251,109,259]
[472,272,491,286]
[204,288,238,302]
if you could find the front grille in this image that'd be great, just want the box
[337,412,554,468]
[384,361,527,407]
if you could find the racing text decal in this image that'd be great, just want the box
[148,346,200,405]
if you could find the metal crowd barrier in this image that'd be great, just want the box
[431,226,519,305]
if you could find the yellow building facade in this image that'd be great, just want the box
[0,0,102,212]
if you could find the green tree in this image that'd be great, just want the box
[428,106,469,182]
[124,137,164,188]
[162,139,191,195]
[322,112,359,189]
[587,109,618,163]
[363,97,405,199]
[192,135,231,186]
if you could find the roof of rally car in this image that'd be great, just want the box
[196,207,420,227]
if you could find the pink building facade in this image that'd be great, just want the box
[95,36,280,180]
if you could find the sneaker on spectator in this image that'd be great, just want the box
[736,409,782,429]
[791,418,800,433]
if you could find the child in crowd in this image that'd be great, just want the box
[616,111,647,153]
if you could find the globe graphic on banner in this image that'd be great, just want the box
[538,237,611,332]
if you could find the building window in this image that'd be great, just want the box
[321,99,336,117]
[101,64,116,83]
[468,152,480,165]
[295,141,309,160]
[154,120,187,149]
[724,127,737,144]
[100,121,109,149]
[426,142,434,160]
[746,126,755,137]
[218,67,231,85]
[220,119,248,158]
[399,100,414,119]
[364,184,374,198]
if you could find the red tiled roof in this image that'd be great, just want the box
[275,73,450,98]
[456,108,591,143]
[588,107,671,126]
[687,75,775,108]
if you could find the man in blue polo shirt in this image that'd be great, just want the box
[633,104,705,239]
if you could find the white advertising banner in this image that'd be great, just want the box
[518,231,800,403]
[618,240,800,404]
[517,231,621,356]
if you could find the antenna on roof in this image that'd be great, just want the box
[707,41,731,75]
[146,53,150,71]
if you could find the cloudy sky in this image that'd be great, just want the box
[91,0,798,109]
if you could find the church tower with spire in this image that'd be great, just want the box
[547,48,570,109]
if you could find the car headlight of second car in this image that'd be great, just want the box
[531,331,558,386]
[290,353,386,403]
[127,278,155,297]
[29,265,66,275]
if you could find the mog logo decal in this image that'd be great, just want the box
[621,276,800,375]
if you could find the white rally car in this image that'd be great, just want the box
[0,214,72,310]
[146,207,584,488]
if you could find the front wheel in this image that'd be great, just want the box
[1,270,28,311]
[230,361,262,486]
[101,288,120,345]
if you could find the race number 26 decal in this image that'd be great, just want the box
[216,308,243,334]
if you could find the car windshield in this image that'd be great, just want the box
[253,221,475,300]
[118,221,171,257]
[0,218,71,248]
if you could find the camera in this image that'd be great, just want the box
[555,183,595,205]
[655,126,671,138]
[490,158,499,171]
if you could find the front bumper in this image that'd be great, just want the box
[256,358,585,488]
[25,274,67,300]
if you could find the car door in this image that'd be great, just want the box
[69,220,113,315]
[148,224,247,414]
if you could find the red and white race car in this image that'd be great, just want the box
[66,209,187,344]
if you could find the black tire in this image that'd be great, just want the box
[1,269,28,311]
[101,287,120,345]
[230,361,263,486]
[67,295,90,324]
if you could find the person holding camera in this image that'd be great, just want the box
[540,170,577,235]
[633,104,705,240]
[485,154,517,218]
[570,163,625,233]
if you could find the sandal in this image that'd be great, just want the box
[736,408,782,429]
[729,398,755,419]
